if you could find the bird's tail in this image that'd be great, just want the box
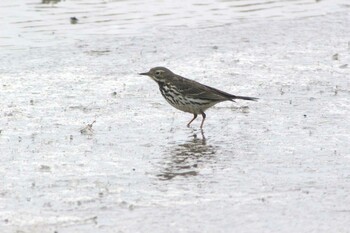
[233,95,258,101]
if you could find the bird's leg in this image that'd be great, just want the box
[200,112,206,129]
[187,114,197,127]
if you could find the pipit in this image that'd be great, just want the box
[139,67,258,128]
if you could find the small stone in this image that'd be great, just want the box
[70,17,78,24]
[332,53,339,60]
[40,165,51,172]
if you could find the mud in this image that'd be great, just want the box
[0,0,350,232]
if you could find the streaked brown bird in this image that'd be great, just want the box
[139,67,258,128]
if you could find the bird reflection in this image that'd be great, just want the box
[157,130,216,180]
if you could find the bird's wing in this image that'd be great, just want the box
[172,75,233,101]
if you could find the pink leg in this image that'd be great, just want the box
[200,112,206,128]
[187,114,197,127]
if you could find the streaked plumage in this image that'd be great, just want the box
[139,67,258,128]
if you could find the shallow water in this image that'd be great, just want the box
[1,0,350,232]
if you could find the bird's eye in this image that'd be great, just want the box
[155,71,160,75]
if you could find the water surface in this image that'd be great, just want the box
[0,0,350,232]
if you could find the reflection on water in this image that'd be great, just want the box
[41,0,62,4]
[0,0,348,50]
[157,130,217,180]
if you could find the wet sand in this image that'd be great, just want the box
[0,0,350,232]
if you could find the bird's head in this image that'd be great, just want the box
[139,67,173,83]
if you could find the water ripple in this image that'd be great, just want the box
[0,0,348,49]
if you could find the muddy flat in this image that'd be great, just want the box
[0,0,349,232]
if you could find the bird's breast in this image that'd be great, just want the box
[159,85,218,114]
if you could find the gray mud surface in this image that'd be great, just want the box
[0,0,350,232]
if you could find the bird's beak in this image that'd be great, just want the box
[139,72,149,76]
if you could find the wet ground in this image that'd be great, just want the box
[1,0,350,232]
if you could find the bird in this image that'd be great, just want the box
[139,67,258,128]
